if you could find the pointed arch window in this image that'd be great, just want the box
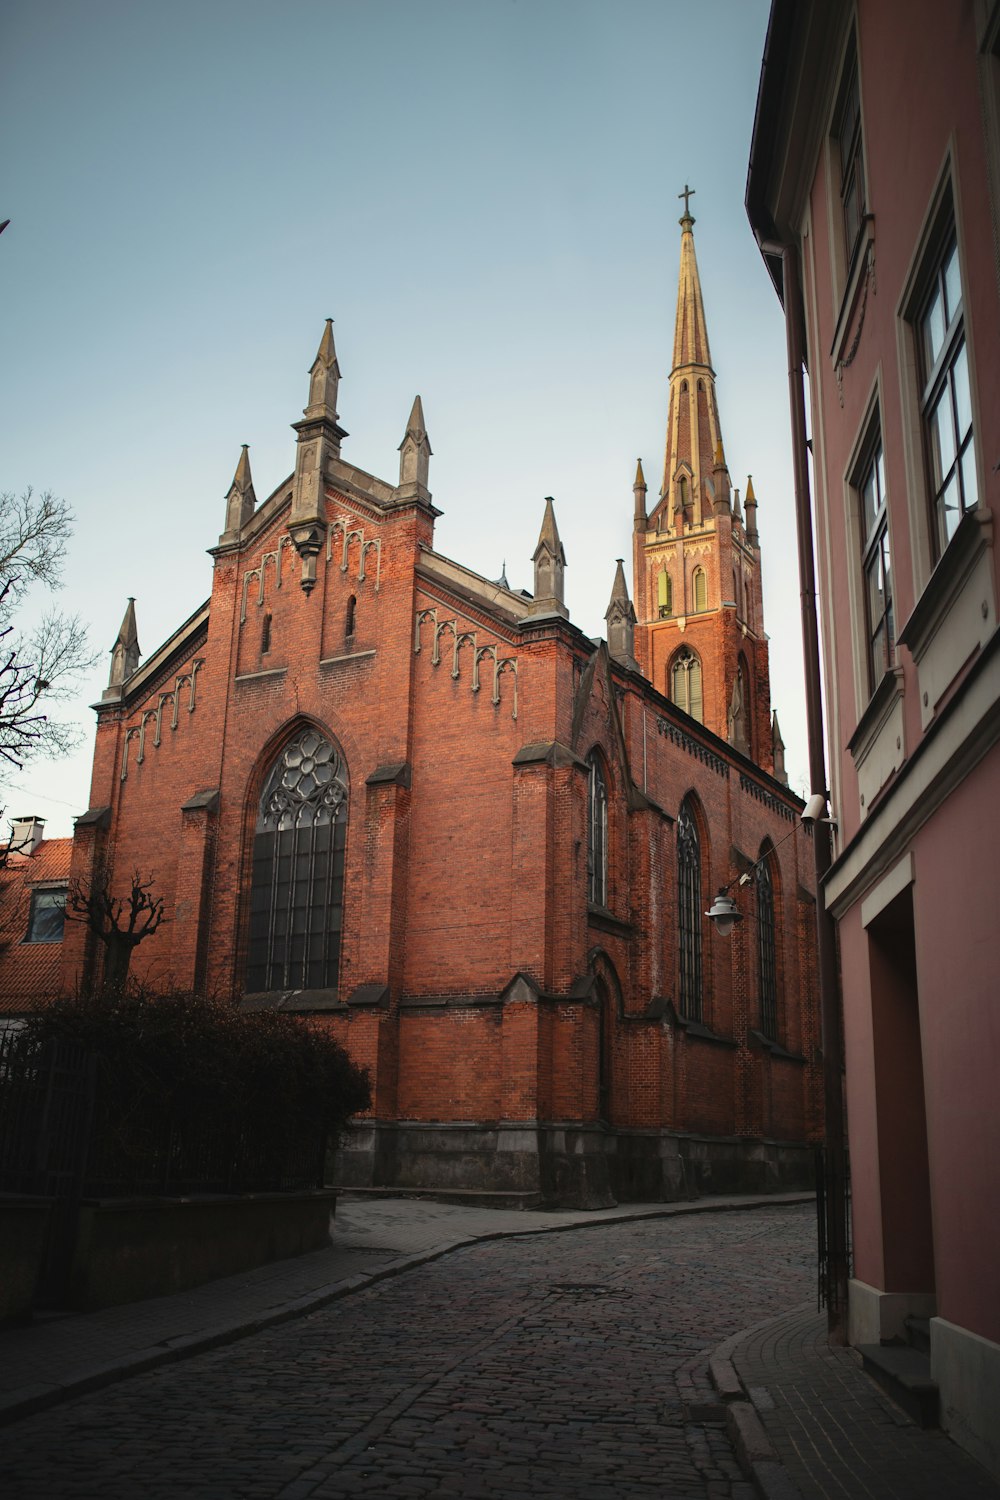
[670,647,703,723]
[345,595,357,640]
[677,799,703,1021]
[246,727,349,994]
[756,851,778,1040]
[657,569,672,618]
[587,751,608,908]
[693,568,707,612]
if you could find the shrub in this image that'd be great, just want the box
[18,989,371,1195]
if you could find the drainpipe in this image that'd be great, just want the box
[769,239,849,1344]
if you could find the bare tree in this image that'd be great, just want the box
[0,488,98,774]
[67,870,167,992]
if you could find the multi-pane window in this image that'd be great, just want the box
[671,647,703,722]
[25,887,66,943]
[677,799,703,1021]
[919,234,977,554]
[756,854,778,1040]
[587,752,608,908]
[859,438,894,690]
[246,727,348,993]
[835,46,866,266]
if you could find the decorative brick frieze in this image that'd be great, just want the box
[738,772,797,822]
[239,515,382,628]
[120,659,205,781]
[654,713,730,777]
[413,607,518,718]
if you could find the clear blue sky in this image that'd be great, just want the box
[1,0,808,837]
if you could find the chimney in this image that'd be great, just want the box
[9,815,45,857]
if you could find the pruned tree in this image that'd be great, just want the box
[67,869,167,992]
[0,487,98,775]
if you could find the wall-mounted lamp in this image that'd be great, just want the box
[705,794,826,936]
[705,890,743,935]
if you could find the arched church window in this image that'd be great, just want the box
[677,798,703,1021]
[246,727,349,994]
[756,848,778,1040]
[693,568,707,612]
[657,569,672,618]
[261,612,272,655]
[345,595,356,640]
[670,647,703,723]
[587,751,608,908]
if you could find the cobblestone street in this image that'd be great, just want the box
[0,1204,814,1499]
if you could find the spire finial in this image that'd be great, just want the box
[222,443,256,537]
[678,182,696,225]
[528,496,568,618]
[605,559,638,669]
[106,597,140,692]
[289,320,348,593]
[397,394,432,500]
[744,474,759,546]
[304,318,341,422]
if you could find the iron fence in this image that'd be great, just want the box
[0,1027,326,1201]
[815,1142,852,1316]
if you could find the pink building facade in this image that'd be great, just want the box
[747,0,1000,1476]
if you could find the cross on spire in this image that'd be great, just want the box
[678,183,696,220]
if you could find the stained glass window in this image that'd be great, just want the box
[246,728,349,993]
[677,799,702,1021]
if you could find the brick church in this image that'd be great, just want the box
[49,203,821,1205]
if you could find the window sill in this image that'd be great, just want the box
[234,667,287,684]
[847,666,905,820]
[663,1000,738,1048]
[587,904,633,936]
[319,649,376,668]
[897,506,996,730]
[747,1029,806,1063]
[847,665,904,762]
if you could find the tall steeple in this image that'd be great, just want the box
[631,192,776,775]
[658,187,725,528]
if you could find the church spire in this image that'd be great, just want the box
[659,191,725,524]
[630,198,776,775]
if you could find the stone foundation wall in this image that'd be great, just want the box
[333,1120,815,1209]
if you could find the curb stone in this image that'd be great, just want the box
[709,1300,813,1500]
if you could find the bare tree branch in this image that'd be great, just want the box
[0,490,99,772]
[67,869,168,991]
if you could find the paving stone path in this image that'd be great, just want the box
[0,1204,816,1499]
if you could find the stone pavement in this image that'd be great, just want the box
[0,1190,806,1426]
[1,1193,997,1499]
[713,1303,1000,1500]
